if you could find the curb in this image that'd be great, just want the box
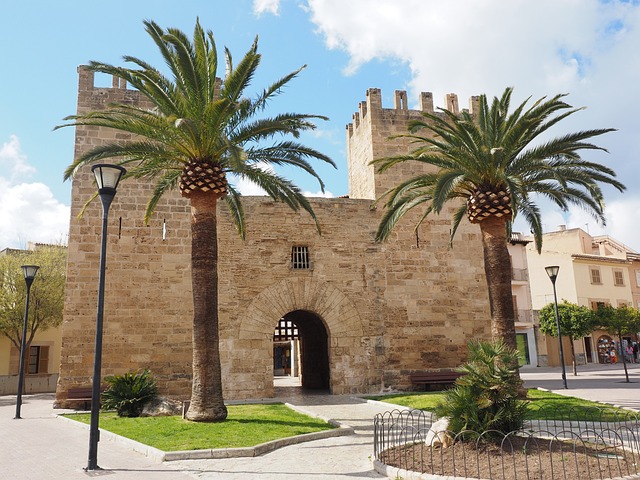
[57,406,354,462]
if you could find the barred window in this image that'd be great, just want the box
[291,246,310,269]
[274,318,299,341]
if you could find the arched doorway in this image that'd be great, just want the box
[273,310,330,390]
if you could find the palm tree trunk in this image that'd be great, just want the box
[185,191,228,422]
[478,216,517,351]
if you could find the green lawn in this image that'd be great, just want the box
[64,403,335,451]
[366,389,629,421]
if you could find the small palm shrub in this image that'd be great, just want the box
[433,340,528,438]
[101,369,159,417]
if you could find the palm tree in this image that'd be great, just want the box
[372,87,624,351]
[58,20,335,422]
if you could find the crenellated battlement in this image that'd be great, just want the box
[346,88,480,201]
[346,88,480,139]
[76,65,154,115]
[77,64,129,92]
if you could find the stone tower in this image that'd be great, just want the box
[56,68,490,406]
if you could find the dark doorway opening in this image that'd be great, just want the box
[273,310,330,391]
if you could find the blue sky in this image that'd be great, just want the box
[1,0,639,251]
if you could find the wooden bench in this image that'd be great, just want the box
[409,370,464,391]
[67,386,106,410]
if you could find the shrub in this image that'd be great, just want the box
[101,369,159,417]
[433,340,528,438]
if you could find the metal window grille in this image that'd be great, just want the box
[291,246,310,269]
[274,318,299,341]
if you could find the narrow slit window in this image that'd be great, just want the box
[291,246,310,269]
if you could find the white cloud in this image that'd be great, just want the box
[0,136,70,249]
[304,189,334,198]
[0,135,36,181]
[563,198,640,253]
[253,0,280,16]
[511,195,640,253]
[305,0,640,250]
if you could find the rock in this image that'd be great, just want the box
[425,417,454,448]
[140,397,183,417]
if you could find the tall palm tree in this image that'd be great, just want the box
[58,19,335,422]
[372,87,624,350]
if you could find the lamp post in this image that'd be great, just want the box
[545,265,568,389]
[14,265,39,419]
[86,164,126,471]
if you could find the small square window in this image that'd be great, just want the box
[590,268,602,285]
[291,246,310,269]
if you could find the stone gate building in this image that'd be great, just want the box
[55,67,493,406]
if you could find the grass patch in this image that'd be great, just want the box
[366,389,629,421]
[367,392,442,411]
[63,403,335,451]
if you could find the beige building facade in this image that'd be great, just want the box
[508,234,537,367]
[526,226,638,366]
[56,68,499,406]
[0,246,63,395]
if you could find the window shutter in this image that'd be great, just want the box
[38,346,49,374]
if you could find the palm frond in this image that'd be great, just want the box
[225,185,246,239]
[371,86,621,247]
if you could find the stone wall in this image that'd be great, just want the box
[56,67,491,406]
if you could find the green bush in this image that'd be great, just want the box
[101,369,159,417]
[433,340,528,438]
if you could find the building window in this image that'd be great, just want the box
[291,246,310,269]
[590,300,609,311]
[27,346,49,374]
[635,270,640,287]
[590,267,602,285]
[613,270,625,286]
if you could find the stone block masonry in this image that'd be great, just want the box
[56,67,491,406]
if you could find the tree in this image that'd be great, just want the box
[538,301,595,376]
[595,305,640,383]
[0,245,66,354]
[57,20,334,422]
[372,88,624,352]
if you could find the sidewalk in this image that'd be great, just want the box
[1,363,638,480]
[0,393,190,480]
[520,361,640,412]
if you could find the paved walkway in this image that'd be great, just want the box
[520,361,640,412]
[1,364,638,479]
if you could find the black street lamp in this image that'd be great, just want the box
[545,265,568,389]
[86,164,126,471]
[14,265,39,419]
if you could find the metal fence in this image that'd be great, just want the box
[374,407,640,479]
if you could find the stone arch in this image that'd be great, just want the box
[231,277,365,397]
[239,277,364,340]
